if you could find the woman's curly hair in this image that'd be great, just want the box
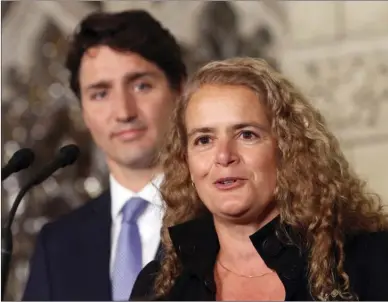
[155,57,388,300]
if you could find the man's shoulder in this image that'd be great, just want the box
[40,190,110,241]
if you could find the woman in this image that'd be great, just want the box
[130,58,388,301]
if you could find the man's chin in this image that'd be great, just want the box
[117,151,159,170]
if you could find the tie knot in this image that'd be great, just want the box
[121,197,147,223]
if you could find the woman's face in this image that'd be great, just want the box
[185,84,278,224]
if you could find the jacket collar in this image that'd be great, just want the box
[169,213,219,276]
[168,213,310,300]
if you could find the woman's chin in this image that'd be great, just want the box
[214,201,252,220]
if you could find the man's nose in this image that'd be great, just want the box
[114,92,137,123]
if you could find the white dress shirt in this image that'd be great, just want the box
[109,174,164,275]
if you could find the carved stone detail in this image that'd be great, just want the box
[280,39,388,146]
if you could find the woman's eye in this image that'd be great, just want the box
[240,130,258,140]
[194,136,211,145]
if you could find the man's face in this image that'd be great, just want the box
[79,46,178,170]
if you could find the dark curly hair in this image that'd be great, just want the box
[156,57,388,300]
[65,10,187,98]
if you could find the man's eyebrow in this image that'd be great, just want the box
[85,80,111,92]
[84,71,159,92]
[123,71,159,83]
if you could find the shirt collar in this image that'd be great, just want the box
[110,173,164,220]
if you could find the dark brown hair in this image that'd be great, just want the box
[65,10,187,98]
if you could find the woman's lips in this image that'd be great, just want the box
[213,177,246,190]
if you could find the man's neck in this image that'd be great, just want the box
[108,162,162,193]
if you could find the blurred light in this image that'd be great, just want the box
[2,175,19,191]
[60,138,76,147]
[48,62,63,77]
[33,217,49,234]
[7,192,26,217]
[14,261,29,281]
[4,141,21,160]
[3,174,22,217]
[48,83,64,99]
[42,42,58,58]
[84,177,103,197]
[58,69,70,82]
[31,123,46,141]
[12,127,27,142]
[9,100,28,118]
[42,177,60,195]
[23,217,48,235]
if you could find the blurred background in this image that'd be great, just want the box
[1,1,388,300]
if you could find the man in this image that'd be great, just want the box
[23,10,186,301]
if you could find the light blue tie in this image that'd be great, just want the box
[112,197,147,301]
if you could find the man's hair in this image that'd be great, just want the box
[65,10,187,98]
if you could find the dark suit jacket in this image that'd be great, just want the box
[23,190,113,301]
[131,214,388,301]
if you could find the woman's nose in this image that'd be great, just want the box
[214,140,239,167]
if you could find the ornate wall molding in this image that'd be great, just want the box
[103,1,287,55]
[2,1,95,100]
[280,35,388,146]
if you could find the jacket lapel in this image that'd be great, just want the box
[76,190,112,300]
[73,189,164,300]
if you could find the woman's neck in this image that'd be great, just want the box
[214,210,279,274]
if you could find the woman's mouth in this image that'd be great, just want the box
[214,177,246,190]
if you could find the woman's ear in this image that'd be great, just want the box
[190,175,196,188]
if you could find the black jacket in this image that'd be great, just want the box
[131,214,388,301]
[23,189,163,301]
[23,191,113,301]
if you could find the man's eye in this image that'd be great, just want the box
[134,82,152,92]
[90,90,107,100]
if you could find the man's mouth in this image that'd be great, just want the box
[111,128,147,139]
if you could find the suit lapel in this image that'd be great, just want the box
[76,190,112,300]
[73,189,164,300]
